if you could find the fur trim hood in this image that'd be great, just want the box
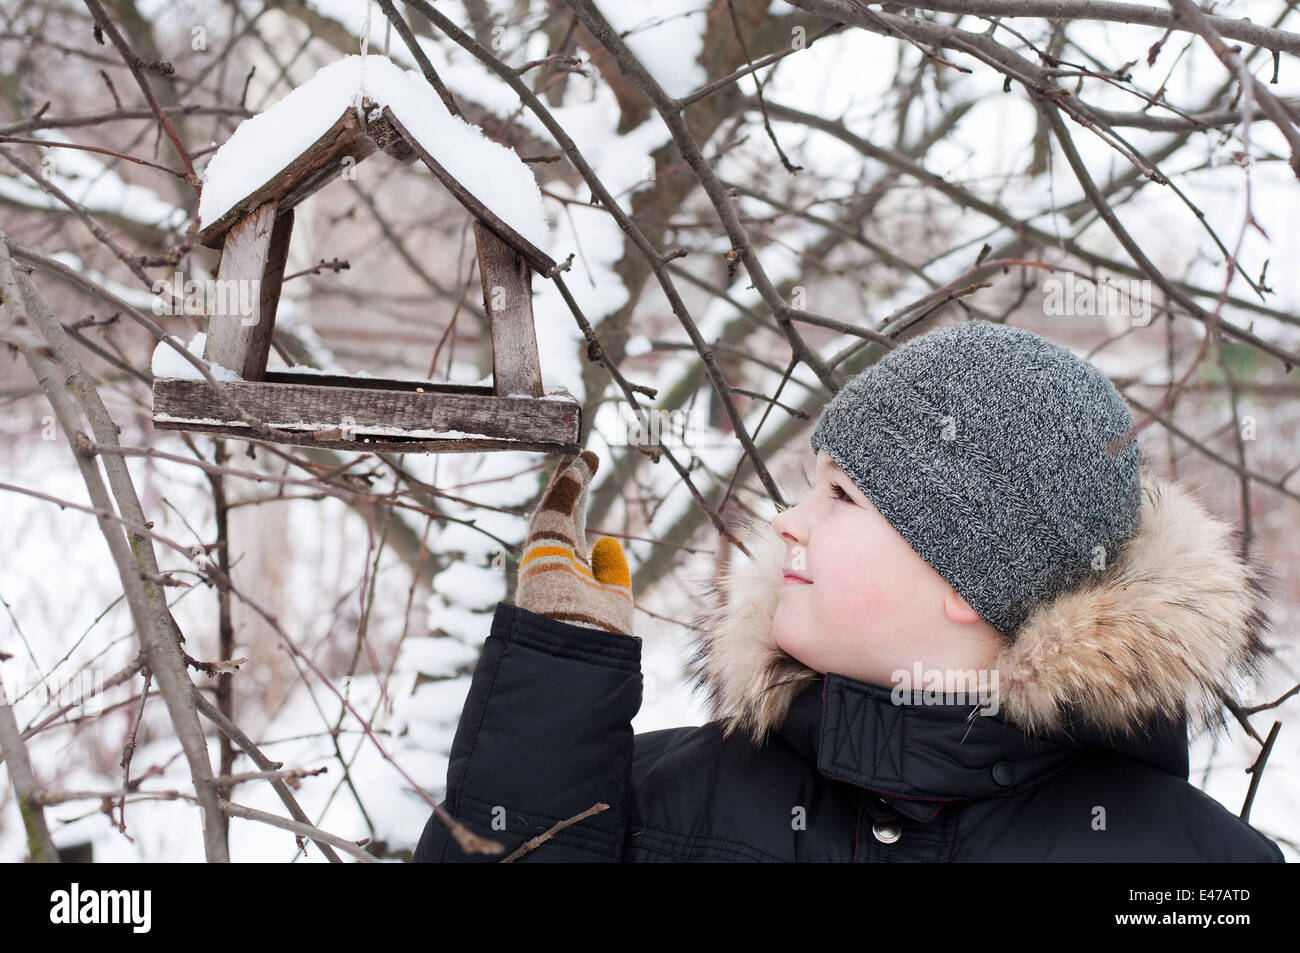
[686,467,1277,751]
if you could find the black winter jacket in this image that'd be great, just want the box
[413,469,1286,862]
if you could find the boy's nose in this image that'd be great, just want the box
[772,503,806,548]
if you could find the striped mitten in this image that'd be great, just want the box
[515,450,635,637]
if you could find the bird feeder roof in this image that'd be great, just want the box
[195,54,554,273]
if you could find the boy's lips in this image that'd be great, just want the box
[781,571,812,585]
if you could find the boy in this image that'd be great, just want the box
[413,319,1285,862]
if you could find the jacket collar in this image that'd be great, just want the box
[686,466,1275,800]
[771,674,1191,821]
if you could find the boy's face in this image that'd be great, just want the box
[770,449,1003,687]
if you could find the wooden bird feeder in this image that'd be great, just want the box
[152,98,580,455]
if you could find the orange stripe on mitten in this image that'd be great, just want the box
[516,450,635,636]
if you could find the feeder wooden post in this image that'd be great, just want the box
[475,221,544,399]
[202,200,294,381]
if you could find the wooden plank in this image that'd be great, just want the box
[475,221,544,399]
[202,201,288,381]
[197,101,415,248]
[251,206,293,380]
[381,106,557,276]
[152,378,580,453]
[263,370,495,395]
[148,421,576,455]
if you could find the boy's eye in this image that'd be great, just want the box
[829,483,852,503]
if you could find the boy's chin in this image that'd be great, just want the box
[771,613,817,669]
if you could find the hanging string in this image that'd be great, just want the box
[357,0,373,123]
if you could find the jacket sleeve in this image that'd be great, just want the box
[412,601,643,862]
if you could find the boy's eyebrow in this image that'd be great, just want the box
[818,454,858,496]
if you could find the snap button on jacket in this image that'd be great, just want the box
[872,821,902,845]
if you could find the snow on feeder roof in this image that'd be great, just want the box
[152,55,577,455]
[196,54,553,272]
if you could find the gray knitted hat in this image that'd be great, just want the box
[809,319,1143,640]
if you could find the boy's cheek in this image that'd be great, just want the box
[823,574,900,627]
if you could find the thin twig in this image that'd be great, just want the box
[499,802,610,862]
